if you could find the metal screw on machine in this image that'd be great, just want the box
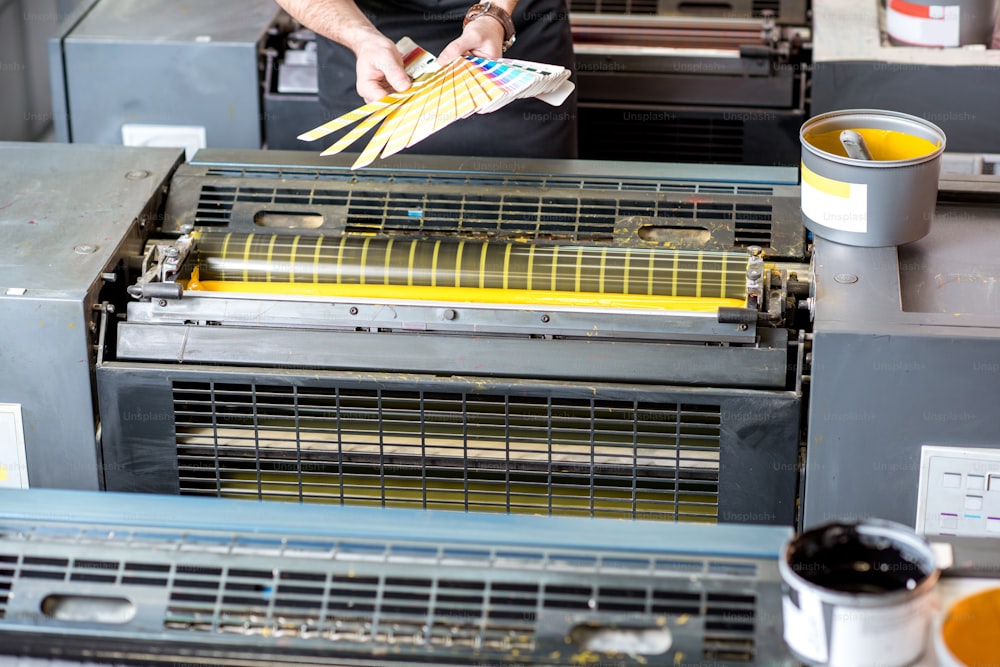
[443,309,457,320]
[541,314,550,323]
[349,306,359,315]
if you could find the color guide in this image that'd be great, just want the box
[298,38,575,169]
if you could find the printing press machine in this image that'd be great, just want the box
[3,141,1000,664]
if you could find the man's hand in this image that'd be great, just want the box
[438,15,505,64]
[353,35,412,102]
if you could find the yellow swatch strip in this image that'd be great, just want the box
[297,70,441,142]
[319,103,397,156]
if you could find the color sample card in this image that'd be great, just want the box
[298,38,575,169]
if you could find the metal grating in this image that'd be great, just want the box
[0,522,765,664]
[173,382,722,522]
[193,184,772,246]
[0,554,12,619]
[201,167,774,195]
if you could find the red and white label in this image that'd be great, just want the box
[886,0,961,47]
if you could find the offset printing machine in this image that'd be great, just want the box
[98,147,811,526]
[0,143,808,527]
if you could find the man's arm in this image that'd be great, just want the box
[274,0,519,102]
[273,0,411,102]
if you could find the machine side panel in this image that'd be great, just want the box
[719,394,800,526]
[0,297,99,489]
[97,366,180,494]
[63,40,263,148]
[805,330,1000,528]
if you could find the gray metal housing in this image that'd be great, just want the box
[49,0,277,147]
[0,488,795,666]
[0,143,183,489]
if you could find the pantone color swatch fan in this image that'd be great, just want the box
[298,37,575,169]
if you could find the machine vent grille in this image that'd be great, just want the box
[173,382,722,522]
[0,554,13,619]
[0,524,763,663]
[194,184,236,226]
[565,0,658,14]
[200,168,774,195]
[193,185,772,246]
[166,570,544,650]
[579,110,745,165]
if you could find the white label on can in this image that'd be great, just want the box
[828,594,932,667]
[886,0,961,47]
[782,586,829,663]
[801,163,868,234]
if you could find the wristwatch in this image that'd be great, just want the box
[463,1,517,52]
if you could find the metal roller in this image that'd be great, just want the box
[195,232,748,300]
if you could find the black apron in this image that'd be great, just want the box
[315,0,578,159]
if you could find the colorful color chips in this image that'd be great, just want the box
[298,38,575,169]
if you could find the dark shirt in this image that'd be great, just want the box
[315,0,578,159]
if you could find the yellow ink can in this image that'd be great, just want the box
[800,109,946,247]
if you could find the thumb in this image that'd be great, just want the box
[382,62,412,92]
[438,37,471,65]
[438,47,459,65]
